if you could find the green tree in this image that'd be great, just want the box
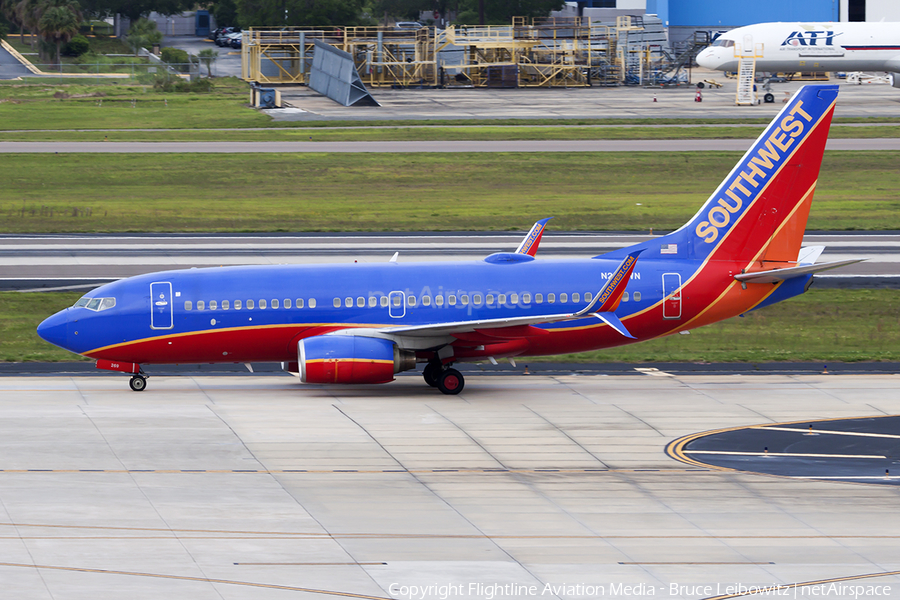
[77,0,193,22]
[14,0,42,49]
[236,0,365,27]
[198,47,217,77]
[38,4,79,67]
[208,0,238,27]
[125,16,162,55]
[454,0,563,24]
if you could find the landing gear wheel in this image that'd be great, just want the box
[763,92,775,103]
[437,368,464,395]
[423,362,441,388]
[696,82,705,89]
[129,375,147,392]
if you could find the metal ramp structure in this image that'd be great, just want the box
[309,40,380,106]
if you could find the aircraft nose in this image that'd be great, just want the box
[37,309,69,349]
[696,48,717,69]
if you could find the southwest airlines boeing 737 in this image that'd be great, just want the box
[37,85,858,394]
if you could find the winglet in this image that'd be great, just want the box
[515,217,553,257]
[575,250,643,318]
[596,312,636,339]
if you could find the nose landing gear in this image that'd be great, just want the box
[129,374,148,392]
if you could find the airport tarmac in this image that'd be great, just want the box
[270,73,900,121]
[2,372,900,599]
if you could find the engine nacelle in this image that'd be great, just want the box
[298,335,416,384]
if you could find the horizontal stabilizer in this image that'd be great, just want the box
[734,259,863,284]
[596,312,635,339]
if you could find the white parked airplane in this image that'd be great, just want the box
[696,22,900,87]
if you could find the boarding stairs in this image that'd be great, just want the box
[734,42,763,105]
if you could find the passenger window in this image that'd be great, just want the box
[473,293,482,306]
[560,293,568,303]
[448,294,457,306]
[368,296,377,308]
[309,299,316,308]
[259,299,267,309]
[572,293,579,303]
[247,299,255,309]
[197,300,205,310]
[585,292,592,302]
[99,298,116,311]
[633,291,641,302]
[510,293,518,304]
[498,294,506,305]
[407,295,417,307]
[435,295,444,306]
[272,299,279,309]
[547,293,555,304]
[392,295,401,307]
[422,296,431,306]
[461,294,469,306]
[334,298,341,308]
[622,292,629,302]
[222,300,229,310]
[296,298,304,308]
[535,293,542,304]
[357,297,365,308]
[284,299,292,309]
[380,296,388,307]
[522,292,530,304]
[209,300,218,310]
[235,299,242,309]
[184,301,192,311]
[486,294,495,306]
[345,297,352,308]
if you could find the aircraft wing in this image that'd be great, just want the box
[734,259,863,284]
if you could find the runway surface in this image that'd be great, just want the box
[0,232,893,291]
[1,139,898,152]
[1,372,899,599]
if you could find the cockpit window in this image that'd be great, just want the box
[711,39,734,48]
[75,297,116,311]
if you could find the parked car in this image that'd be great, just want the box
[215,27,240,46]
[394,21,423,30]
[230,33,242,49]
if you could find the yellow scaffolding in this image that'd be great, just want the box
[242,18,640,88]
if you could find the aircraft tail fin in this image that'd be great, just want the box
[678,84,838,263]
[598,85,839,266]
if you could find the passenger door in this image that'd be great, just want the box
[150,282,174,329]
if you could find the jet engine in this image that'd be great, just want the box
[298,335,417,384]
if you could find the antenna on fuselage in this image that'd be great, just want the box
[389,252,399,263]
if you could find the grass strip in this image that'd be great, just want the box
[0,125,897,142]
[1,151,898,233]
[4,289,898,363]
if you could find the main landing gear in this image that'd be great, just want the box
[129,374,148,392]
[423,359,465,395]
